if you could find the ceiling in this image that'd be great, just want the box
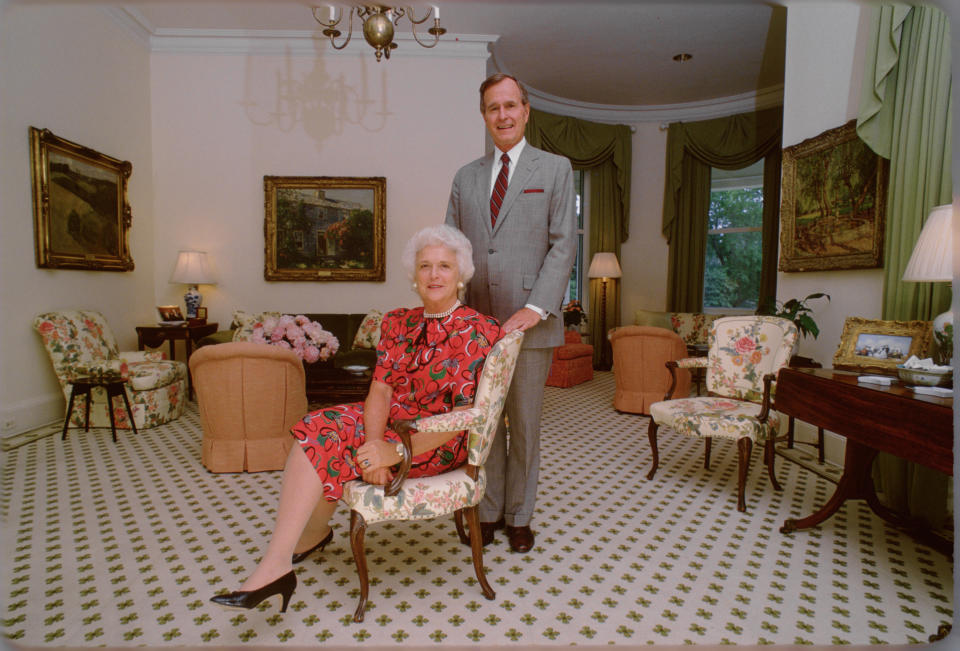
[21,0,789,114]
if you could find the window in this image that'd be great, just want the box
[703,162,763,311]
[566,169,586,303]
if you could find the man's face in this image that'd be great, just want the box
[481,78,530,152]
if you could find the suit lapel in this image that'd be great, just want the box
[491,146,538,236]
[474,156,493,234]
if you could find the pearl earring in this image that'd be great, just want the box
[412,282,418,290]
[457,281,464,289]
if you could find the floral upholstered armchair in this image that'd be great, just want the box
[340,330,524,623]
[646,316,798,512]
[33,310,188,430]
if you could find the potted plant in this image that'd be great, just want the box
[758,293,830,366]
[563,300,587,331]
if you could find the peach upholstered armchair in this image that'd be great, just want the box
[189,341,308,473]
[609,326,691,414]
[33,310,187,430]
[647,316,798,512]
[340,330,524,623]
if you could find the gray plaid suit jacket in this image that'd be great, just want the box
[446,143,577,349]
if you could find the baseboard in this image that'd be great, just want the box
[1,392,63,442]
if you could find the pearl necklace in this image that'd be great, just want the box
[423,300,460,319]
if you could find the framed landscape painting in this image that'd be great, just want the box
[832,316,932,374]
[779,120,888,272]
[30,127,134,271]
[264,176,386,281]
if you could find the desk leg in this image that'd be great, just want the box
[781,439,877,533]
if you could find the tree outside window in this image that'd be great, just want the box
[704,163,763,310]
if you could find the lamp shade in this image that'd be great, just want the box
[588,252,622,279]
[902,204,953,282]
[170,250,216,285]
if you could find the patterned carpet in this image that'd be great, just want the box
[0,372,954,648]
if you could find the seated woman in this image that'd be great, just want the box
[211,224,502,612]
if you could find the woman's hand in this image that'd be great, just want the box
[355,439,400,473]
[361,466,393,485]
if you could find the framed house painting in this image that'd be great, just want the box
[30,127,134,271]
[779,120,888,272]
[264,176,386,281]
[832,316,932,374]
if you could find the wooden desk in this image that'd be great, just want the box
[774,368,953,551]
[136,322,218,398]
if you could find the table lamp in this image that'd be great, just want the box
[588,252,622,370]
[170,250,216,319]
[902,203,953,363]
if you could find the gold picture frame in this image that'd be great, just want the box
[264,176,386,282]
[30,127,134,271]
[779,120,888,272]
[832,316,932,375]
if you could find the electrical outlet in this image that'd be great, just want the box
[1,419,15,432]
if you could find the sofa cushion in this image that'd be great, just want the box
[633,309,674,331]
[352,309,383,349]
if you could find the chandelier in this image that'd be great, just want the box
[312,5,447,61]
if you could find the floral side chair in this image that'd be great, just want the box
[647,316,798,512]
[33,310,188,430]
[340,330,524,623]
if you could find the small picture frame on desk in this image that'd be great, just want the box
[833,316,932,375]
[190,307,207,325]
[157,305,185,325]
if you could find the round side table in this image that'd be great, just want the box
[61,375,137,442]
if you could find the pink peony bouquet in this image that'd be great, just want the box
[252,314,339,363]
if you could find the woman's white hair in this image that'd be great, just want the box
[402,224,475,287]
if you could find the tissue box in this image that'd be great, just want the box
[897,365,953,387]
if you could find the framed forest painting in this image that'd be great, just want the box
[779,120,888,272]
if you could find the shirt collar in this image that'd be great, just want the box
[496,138,526,167]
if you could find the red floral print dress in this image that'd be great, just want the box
[291,305,501,502]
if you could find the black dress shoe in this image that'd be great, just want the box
[462,517,504,547]
[291,528,334,565]
[210,570,297,613]
[505,525,534,553]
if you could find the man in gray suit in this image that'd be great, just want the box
[446,73,576,553]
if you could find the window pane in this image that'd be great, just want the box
[704,186,763,310]
[567,169,585,302]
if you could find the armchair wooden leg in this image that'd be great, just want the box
[704,438,712,470]
[464,506,495,600]
[646,420,660,480]
[454,510,469,545]
[765,438,782,491]
[736,438,753,512]
[350,510,369,623]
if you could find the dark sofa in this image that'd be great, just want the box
[198,312,378,406]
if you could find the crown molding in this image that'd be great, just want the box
[103,8,494,59]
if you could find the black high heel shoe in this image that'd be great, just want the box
[292,528,334,565]
[210,570,297,613]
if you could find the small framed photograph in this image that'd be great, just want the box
[157,305,184,322]
[196,307,208,320]
[833,316,932,374]
[30,127,134,271]
[264,176,386,282]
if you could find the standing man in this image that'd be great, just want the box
[446,73,576,553]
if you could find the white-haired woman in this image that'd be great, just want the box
[211,224,502,612]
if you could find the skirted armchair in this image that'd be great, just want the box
[33,310,187,430]
[609,326,691,414]
[189,341,308,472]
[545,330,594,387]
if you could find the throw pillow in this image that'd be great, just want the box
[352,310,383,349]
[634,309,673,331]
[232,310,282,342]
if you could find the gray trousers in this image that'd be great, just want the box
[479,346,553,527]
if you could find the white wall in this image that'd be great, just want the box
[0,5,155,435]
[150,50,485,323]
[620,122,670,319]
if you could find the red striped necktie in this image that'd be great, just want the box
[490,152,510,227]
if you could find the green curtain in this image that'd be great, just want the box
[526,108,632,368]
[662,107,783,311]
[856,4,952,529]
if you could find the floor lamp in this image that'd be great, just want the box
[588,252,622,370]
